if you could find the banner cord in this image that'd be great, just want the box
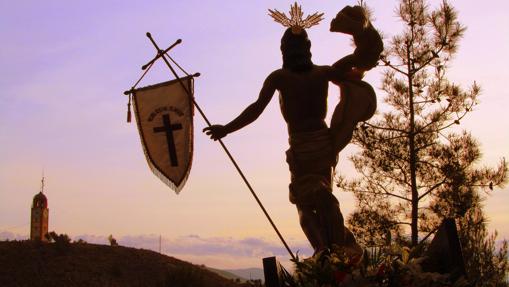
[168,55,190,76]
[129,61,155,92]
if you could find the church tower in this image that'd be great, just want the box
[30,176,49,241]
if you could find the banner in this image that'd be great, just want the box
[132,76,194,193]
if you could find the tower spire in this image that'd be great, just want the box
[40,171,45,194]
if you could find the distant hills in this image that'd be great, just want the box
[0,240,254,287]
[207,267,264,283]
[224,268,265,282]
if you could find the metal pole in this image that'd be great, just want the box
[145,32,296,261]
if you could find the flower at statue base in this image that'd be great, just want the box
[291,245,363,286]
[289,243,471,286]
[375,263,386,277]
[389,255,469,287]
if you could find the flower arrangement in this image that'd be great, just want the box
[287,244,469,287]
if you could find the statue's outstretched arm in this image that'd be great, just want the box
[203,72,278,140]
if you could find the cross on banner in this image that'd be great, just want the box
[153,114,182,166]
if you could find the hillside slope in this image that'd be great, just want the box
[224,268,264,282]
[0,241,248,287]
[206,267,248,282]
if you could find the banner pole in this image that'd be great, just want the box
[145,32,296,261]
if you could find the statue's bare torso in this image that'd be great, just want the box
[274,65,330,133]
[201,64,343,140]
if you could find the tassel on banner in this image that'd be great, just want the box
[127,93,132,123]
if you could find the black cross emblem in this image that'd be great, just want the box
[153,114,182,166]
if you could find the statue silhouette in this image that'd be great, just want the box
[204,5,382,255]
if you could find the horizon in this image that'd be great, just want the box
[1,0,508,270]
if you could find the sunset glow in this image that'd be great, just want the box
[1,1,508,269]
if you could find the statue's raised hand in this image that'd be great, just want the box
[330,5,368,36]
[330,5,383,72]
[203,125,228,141]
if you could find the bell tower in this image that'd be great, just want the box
[30,176,49,241]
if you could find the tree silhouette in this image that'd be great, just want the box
[457,195,508,286]
[336,0,507,282]
[108,234,119,247]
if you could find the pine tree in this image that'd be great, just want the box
[336,0,508,282]
[458,195,508,286]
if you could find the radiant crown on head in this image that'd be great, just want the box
[268,2,324,35]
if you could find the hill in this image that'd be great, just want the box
[224,268,264,282]
[0,240,250,287]
[205,267,264,283]
[206,267,249,282]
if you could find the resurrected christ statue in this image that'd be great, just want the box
[204,4,382,254]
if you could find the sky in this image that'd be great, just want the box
[1,0,508,269]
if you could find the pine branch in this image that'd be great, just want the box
[435,102,474,132]
[416,111,450,134]
[394,221,412,226]
[415,159,440,170]
[414,141,436,152]
[418,177,448,200]
[380,58,409,76]
[365,122,408,133]
[418,224,441,245]
[347,185,412,202]
[373,179,412,202]
[413,46,445,74]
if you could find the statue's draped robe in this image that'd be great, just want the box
[286,128,336,207]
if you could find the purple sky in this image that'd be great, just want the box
[1,1,508,269]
